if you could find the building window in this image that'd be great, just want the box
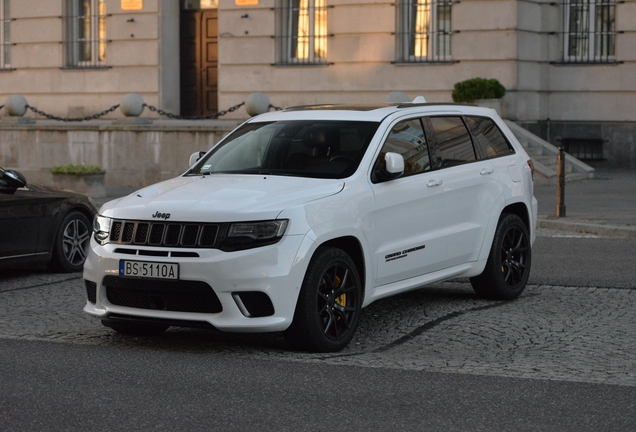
[563,0,616,63]
[396,0,452,63]
[64,0,107,68]
[276,0,328,65]
[0,0,10,69]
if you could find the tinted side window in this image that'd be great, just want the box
[426,116,476,168]
[375,119,431,178]
[465,116,515,159]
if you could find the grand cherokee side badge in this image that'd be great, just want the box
[152,211,171,220]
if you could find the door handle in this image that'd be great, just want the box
[480,167,494,175]
[426,179,443,187]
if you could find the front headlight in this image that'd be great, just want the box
[221,220,288,251]
[93,215,112,245]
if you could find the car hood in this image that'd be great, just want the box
[100,175,345,222]
[23,184,98,212]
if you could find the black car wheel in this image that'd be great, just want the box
[470,213,531,300]
[50,211,92,273]
[285,247,362,352]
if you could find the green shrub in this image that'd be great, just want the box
[452,78,506,103]
[51,164,104,175]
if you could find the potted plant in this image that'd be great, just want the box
[51,164,106,198]
[452,78,506,116]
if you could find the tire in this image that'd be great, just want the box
[470,213,531,300]
[284,247,363,352]
[102,321,169,337]
[49,211,92,273]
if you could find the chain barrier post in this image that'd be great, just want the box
[1,95,35,124]
[2,92,279,123]
[556,147,566,218]
[116,93,152,124]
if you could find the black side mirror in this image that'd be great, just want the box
[0,168,27,189]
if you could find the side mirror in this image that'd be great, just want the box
[189,151,206,168]
[373,152,404,182]
[0,168,27,189]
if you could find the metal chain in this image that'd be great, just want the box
[25,104,120,122]
[15,100,280,122]
[143,101,246,120]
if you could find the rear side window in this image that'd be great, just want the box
[464,116,515,159]
[425,117,476,168]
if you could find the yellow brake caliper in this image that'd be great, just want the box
[334,275,347,320]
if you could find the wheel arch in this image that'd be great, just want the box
[50,205,95,248]
[317,236,366,298]
[502,202,530,232]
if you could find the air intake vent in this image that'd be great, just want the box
[85,280,97,304]
[235,292,275,317]
[104,276,222,313]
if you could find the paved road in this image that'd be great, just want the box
[1,232,635,430]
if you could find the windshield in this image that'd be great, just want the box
[188,120,380,179]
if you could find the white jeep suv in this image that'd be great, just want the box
[84,103,537,352]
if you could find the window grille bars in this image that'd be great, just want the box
[395,0,452,63]
[275,0,328,65]
[562,0,616,64]
[0,0,10,69]
[64,0,107,68]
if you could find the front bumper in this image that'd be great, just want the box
[83,234,312,332]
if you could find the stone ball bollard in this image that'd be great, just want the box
[385,91,411,104]
[5,95,29,117]
[120,93,146,117]
[245,92,271,117]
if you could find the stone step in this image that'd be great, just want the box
[525,147,543,157]
[533,155,558,166]
[535,162,573,174]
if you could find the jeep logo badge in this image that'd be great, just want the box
[152,211,170,220]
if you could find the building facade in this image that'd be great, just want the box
[1,0,635,168]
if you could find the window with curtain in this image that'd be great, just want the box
[563,0,616,63]
[0,0,10,69]
[64,0,107,68]
[276,0,328,65]
[396,0,452,63]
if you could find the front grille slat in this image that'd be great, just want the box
[108,219,220,249]
[148,224,165,245]
[181,224,200,247]
[122,222,135,243]
[165,224,181,246]
[134,223,149,244]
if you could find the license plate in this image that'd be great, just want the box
[119,260,179,280]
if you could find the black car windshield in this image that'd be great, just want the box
[188,120,380,179]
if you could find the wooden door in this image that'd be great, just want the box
[180,9,218,117]
[201,10,218,115]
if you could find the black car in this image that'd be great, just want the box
[0,167,97,272]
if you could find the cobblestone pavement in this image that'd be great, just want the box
[1,252,635,388]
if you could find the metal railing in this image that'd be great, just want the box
[0,0,10,69]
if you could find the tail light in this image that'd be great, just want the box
[527,159,535,178]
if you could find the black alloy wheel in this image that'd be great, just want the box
[500,223,529,288]
[285,247,362,352]
[470,213,531,300]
